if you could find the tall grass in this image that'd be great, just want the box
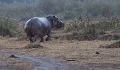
[0,0,120,21]
[65,18,120,40]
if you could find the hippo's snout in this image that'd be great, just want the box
[62,22,65,27]
[55,20,64,28]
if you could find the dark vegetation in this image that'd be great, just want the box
[0,0,120,40]
[0,18,18,37]
[65,19,120,40]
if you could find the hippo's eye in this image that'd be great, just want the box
[53,16,58,20]
[53,15,56,18]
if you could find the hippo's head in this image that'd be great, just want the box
[46,15,64,28]
[55,20,64,28]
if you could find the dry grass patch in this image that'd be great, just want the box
[0,36,120,69]
[100,41,120,48]
[0,55,33,70]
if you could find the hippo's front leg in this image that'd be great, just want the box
[46,34,51,41]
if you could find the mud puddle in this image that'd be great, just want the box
[0,53,75,70]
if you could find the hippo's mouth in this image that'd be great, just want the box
[55,20,64,28]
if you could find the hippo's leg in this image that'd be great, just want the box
[29,37,33,42]
[34,34,39,42]
[40,37,44,42]
[46,34,51,41]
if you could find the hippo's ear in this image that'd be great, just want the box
[53,15,58,20]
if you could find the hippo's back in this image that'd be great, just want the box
[25,17,51,29]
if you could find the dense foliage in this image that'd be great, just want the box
[0,18,18,37]
[0,0,120,20]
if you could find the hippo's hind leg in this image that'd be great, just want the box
[40,37,44,42]
[34,34,39,42]
[29,36,33,42]
[46,34,51,41]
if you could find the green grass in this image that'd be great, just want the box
[26,43,43,48]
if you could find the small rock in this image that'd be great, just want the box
[9,55,18,58]
[96,52,100,54]
[66,59,76,61]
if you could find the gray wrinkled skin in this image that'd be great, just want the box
[24,15,64,42]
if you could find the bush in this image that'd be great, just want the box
[0,18,18,37]
[83,24,98,40]
[64,19,120,41]
[65,20,85,32]
[64,11,76,20]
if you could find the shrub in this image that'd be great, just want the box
[64,11,76,20]
[0,18,18,37]
[65,20,85,32]
[83,24,98,40]
[64,20,118,41]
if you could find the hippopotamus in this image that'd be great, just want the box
[24,15,64,42]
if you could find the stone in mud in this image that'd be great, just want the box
[9,55,18,58]
[95,52,100,54]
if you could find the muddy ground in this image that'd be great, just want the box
[0,36,120,70]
